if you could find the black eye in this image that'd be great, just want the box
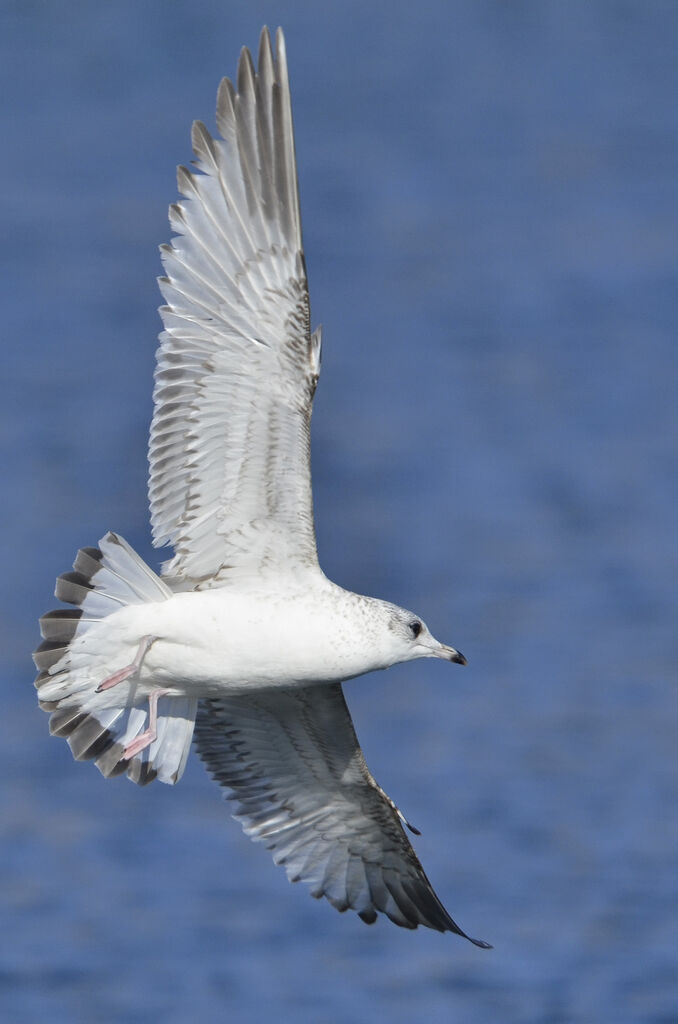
[410,621,423,639]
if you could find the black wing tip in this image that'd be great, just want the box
[356,902,491,945]
[446,914,493,948]
[430,915,493,947]
[442,913,493,948]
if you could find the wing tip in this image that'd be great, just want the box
[275,26,287,71]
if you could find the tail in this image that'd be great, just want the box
[34,532,197,786]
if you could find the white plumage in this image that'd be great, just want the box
[34,28,489,945]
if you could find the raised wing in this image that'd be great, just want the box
[194,685,491,943]
[150,27,321,585]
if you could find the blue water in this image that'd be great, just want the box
[3,2,677,1021]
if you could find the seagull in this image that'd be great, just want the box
[34,27,490,947]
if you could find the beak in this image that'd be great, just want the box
[434,643,467,665]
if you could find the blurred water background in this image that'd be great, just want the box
[2,2,677,1021]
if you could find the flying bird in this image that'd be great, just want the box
[34,27,490,947]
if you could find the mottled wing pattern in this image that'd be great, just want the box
[194,685,491,943]
[150,28,321,585]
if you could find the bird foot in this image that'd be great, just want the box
[122,687,169,760]
[96,635,155,692]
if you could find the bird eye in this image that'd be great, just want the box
[409,621,423,639]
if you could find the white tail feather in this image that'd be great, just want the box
[35,532,197,786]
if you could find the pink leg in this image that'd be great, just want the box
[96,635,155,693]
[122,687,169,760]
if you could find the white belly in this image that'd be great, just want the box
[119,583,380,697]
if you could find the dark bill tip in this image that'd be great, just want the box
[450,649,467,666]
